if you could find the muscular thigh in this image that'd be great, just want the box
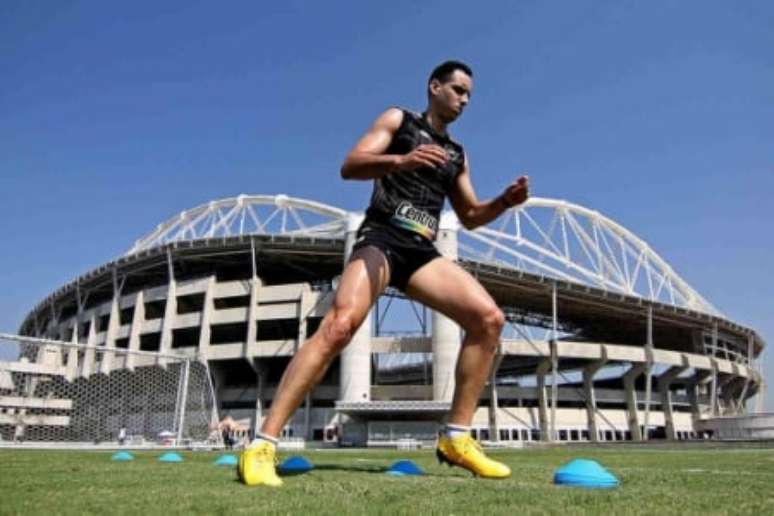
[404,257,498,329]
[331,245,391,324]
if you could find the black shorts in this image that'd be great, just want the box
[351,217,442,292]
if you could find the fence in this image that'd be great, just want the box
[0,333,218,447]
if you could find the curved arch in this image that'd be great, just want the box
[127,194,350,255]
[458,197,720,315]
[127,194,718,315]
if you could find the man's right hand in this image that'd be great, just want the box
[399,144,448,171]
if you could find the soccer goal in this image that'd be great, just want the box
[0,333,219,448]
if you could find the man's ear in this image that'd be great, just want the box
[428,78,441,97]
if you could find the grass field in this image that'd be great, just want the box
[2,445,774,515]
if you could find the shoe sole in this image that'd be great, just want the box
[437,446,510,479]
[436,447,479,477]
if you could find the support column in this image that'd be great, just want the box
[748,333,755,367]
[81,315,96,378]
[583,349,607,442]
[78,304,98,378]
[432,212,461,403]
[549,282,559,442]
[158,249,178,364]
[755,360,765,413]
[65,321,79,382]
[41,304,63,367]
[642,306,654,440]
[197,275,216,360]
[208,366,226,433]
[85,314,97,373]
[742,334,755,414]
[716,373,736,415]
[709,357,719,417]
[624,362,648,441]
[245,238,261,365]
[304,393,312,441]
[126,291,145,371]
[100,297,120,373]
[657,365,687,440]
[488,353,503,442]
[721,377,746,414]
[340,213,371,403]
[101,269,123,374]
[686,369,712,422]
[710,323,719,416]
[253,361,265,434]
[298,286,312,440]
[536,359,551,441]
[691,329,705,354]
[736,377,751,415]
[66,283,87,380]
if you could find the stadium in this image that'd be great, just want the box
[3,193,766,447]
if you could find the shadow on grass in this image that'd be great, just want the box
[231,462,450,479]
[306,463,388,474]
[285,463,451,478]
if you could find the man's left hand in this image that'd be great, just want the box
[501,175,529,208]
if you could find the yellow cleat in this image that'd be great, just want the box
[237,441,283,487]
[436,433,511,479]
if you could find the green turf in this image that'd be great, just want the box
[2,446,774,515]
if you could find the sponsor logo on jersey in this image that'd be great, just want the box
[390,201,437,240]
[445,146,461,163]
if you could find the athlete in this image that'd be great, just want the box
[239,61,529,486]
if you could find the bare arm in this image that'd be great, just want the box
[449,156,529,230]
[340,108,448,180]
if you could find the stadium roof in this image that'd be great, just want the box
[128,194,719,314]
[21,194,763,356]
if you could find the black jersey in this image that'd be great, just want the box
[364,108,465,241]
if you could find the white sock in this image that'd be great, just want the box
[444,424,471,439]
[250,432,278,447]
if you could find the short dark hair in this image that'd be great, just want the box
[428,60,473,86]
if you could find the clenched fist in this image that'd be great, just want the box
[500,175,529,208]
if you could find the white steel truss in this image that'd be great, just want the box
[128,194,349,255]
[128,194,718,315]
[457,198,720,316]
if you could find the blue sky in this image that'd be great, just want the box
[1,1,772,404]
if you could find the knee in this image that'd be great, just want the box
[484,307,506,339]
[321,310,358,354]
[465,306,505,348]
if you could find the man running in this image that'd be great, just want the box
[239,60,529,486]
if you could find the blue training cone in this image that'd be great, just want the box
[158,452,183,463]
[386,460,424,476]
[553,458,619,489]
[111,451,134,462]
[214,454,238,466]
[278,455,314,475]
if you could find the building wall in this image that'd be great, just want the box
[38,271,749,445]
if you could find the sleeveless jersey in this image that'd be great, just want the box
[364,108,465,241]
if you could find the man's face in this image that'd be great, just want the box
[429,70,473,123]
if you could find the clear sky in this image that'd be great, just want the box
[1,1,772,404]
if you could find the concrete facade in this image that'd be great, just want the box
[13,197,765,446]
[19,254,762,446]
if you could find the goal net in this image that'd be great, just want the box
[0,333,219,447]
